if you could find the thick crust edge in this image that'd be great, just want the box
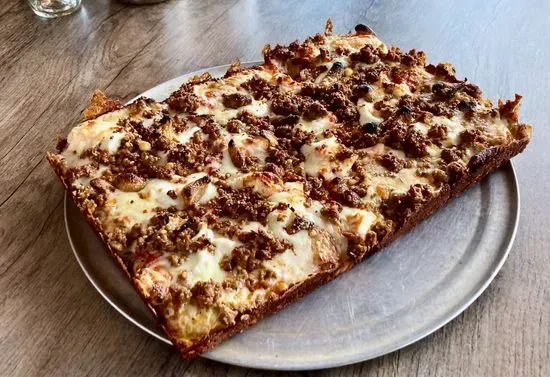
[82,90,122,121]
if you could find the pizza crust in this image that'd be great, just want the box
[47,24,532,358]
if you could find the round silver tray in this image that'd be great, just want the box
[64,63,520,370]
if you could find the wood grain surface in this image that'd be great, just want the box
[0,0,548,376]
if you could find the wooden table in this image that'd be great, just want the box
[1,0,548,375]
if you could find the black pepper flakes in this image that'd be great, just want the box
[398,105,412,115]
[167,190,178,199]
[331,61,344,71]
[181,218,194,230]
[357,84,373,94]
[457,100,476,112]
[362,122,378,134]
[431,82,444,93]
[431,82,456,100]
[355,24,375,35]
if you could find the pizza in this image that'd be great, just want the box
[47,21,531,358]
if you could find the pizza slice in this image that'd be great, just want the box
[47,23,531,358]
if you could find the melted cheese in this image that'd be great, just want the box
[220,285,259,308]
[219,149,239,175]
[194,72,270,124]
[141,107,166,128]
[104,191,156,229]
[366,168,430,200]
[301,136,357,180]
[182,248,227,285]
[267,183,348,253]
[241,215,317,286]
[340,207,377,239]
[297,115,334,135]
[265,231,316,285]
[216,132,270,175]
[358,99,383,125]
[391,83,412,97]
[412,122,429,135]
[104,180,185,229]
[431,115,465,146]
[63,109,129,161]
[326,34,388,54]
[104,174,218,230]
[141,223,237,290]
[227,172,283,197]
[232,133,269,164]
[196,100,269,124]
[199,183,218,204]
[175,126,200,144]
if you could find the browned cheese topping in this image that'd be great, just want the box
[48,23,531,347]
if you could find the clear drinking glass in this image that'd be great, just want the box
[27,0,81,18]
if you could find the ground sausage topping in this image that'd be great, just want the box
[222,93,253,109]
[50,26,529,347]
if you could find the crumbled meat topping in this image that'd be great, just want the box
[56,137,68,153]
[302,101,328,121]
[285,215,314,234]
[191,281,222,308]
[165,83,200,113]
[50,26,529,344]
[241,75,276,100]
[459,129,485,145]
[378,153,405,172]
[214,187,272,224]
[222,93,253,109]
[427,124,448,141]
[380,184,432,224]
[221,230,292,272]
[441,148,462,163]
